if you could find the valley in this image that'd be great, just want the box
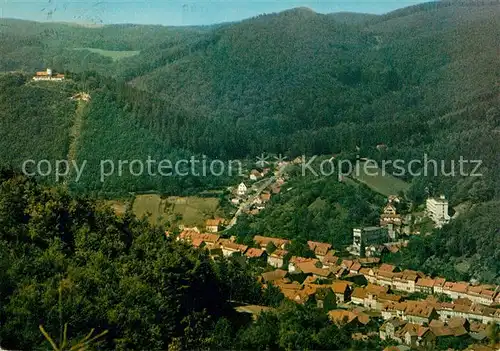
[0,1,499,350]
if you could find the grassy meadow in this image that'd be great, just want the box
[72,48,140,61]
[130,194,220,226]
[350,161,410,197]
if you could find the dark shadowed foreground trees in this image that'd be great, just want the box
[0,173,231,350]
[0,173,383,350]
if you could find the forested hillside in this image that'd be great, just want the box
[0,2,499,285]
[1,2,498,202]
[0,74,76,169]
[0,18,208,75]
[0,172,381,350]
[229,171,385,248]
[386,200,500,284]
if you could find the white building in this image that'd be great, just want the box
[352,226,388,256]
[426,195,450,228]
[237,182,248,196]
[267,250,288,268]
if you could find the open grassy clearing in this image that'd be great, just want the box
[350,161,410,197]
[72,48,140,61]
[132,194,163,224]
[163,196,220,227]
[130,194,220,226]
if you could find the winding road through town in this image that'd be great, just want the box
[224,163,288,231]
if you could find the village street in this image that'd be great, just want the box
[225,163,288,230]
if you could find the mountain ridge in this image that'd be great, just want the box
[0,1,498,201]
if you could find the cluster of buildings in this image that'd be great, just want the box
[232,175,284,215]
[172,202,497,350]
[175,226,500,309]
[351,264,500,306]
[32,68,65,81]
[349,196,408,256]
[174,230,270,261]
[349,194,453,256]
[262,266,500,348]
[380,315,488,349]
[230,161,287,214]
[173,187,479,348]
[260,255,500,348]
[175,231,338,271]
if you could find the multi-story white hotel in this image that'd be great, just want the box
[426,195,451,228]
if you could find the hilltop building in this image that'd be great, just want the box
[32,68,65,81]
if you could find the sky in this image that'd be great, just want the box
[0,0,430,26]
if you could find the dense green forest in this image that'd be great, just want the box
[0,1,499,295]
[0,172,385,350]
[229,170,385,248]
[1,2,498,202]
[385,200,500,284]
[0,73,236,196]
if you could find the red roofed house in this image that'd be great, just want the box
[253,235,290,250]
[328,309,370,326]
[219,241,248,257]
[331,281,352,303]
[350,262,362,274]
[379,264,398,273]
[403,301,439,324]
[443,282,470,299]
[416,278,436,295]
[191,238,206,248]
[288,256,319,273]
[360,268,378,284]
[261,269,288,283]
[33,68,65,81]
[307,241,332,262]
[340,259,353,270]
[292,259,334,279]
[177,230,220,248]
[328,309,370,327]
[433,277,447,294]
[351,287,367,306]
[465,285,498,306]
[245,247,267,261]
[392,270,423,293]
[377,270,396,288]
[205,218,224,233]
[402,323,434,348]
[321,251,339,268]
[267,250,288,268]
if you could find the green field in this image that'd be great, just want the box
[164,196,220,226]
[132,194,164,224]
[73,48,140,61]
[131,194,220,226]
[350,161,410,197]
